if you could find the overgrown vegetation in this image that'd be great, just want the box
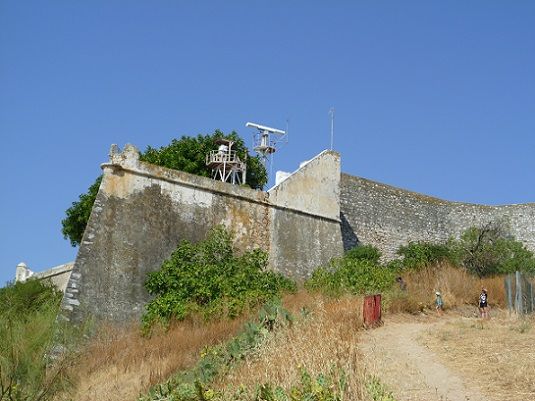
[140,300,295,401]
[305,247,395,297]
[61,175,102,247]
[62,130,267,246]
[451,222,535,277]
[148,367,349,401]
[393,242,453,270]
[143,226,296,329]
[0,280,65,400]
[386,222,535,277]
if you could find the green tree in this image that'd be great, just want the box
[452,222,535,277]
[140,130,266,189]
[62,130,267,246]
[62,175,102,247]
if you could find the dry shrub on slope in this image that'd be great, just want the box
[213,292,370,400]
[55,316,247,401]
[386,263,505,314]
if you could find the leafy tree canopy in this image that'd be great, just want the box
[450,222,535,277]
[62,130,267,246]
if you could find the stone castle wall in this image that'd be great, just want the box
[340,174,535,259]
[62,145,343,323]
[61,144,535,324]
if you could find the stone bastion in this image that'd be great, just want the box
[61,145,535,323]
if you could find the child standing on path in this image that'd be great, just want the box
[479,288,489,319]
[435,291,444,316]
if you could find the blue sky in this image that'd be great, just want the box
[1,1,534,286]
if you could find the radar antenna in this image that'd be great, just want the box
[245,122,287,167]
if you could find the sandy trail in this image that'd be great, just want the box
[360,318,490,401]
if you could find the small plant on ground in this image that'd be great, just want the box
[143,226,296,328]
[366,376,396,401]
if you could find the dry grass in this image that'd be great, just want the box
[213,292,371,399]
[55,316,248,401]
[421,313,535,400]
[386,263,505,314]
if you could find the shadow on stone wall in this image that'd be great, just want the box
[340,212,359,251]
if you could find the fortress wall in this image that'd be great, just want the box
[340,174,535,259]
[63,146,342,323]
[268,151,343,278]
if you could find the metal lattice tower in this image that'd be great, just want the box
[206,139,247,185]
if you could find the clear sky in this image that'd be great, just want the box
[1,1,534,286]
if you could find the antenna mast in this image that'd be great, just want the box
[329,107,335,150]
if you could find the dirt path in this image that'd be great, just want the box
[360,317,489,401]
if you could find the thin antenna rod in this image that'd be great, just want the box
[329,107,335,150]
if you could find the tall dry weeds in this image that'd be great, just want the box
[55,316,248,401]
[213,292,370,399]
[386,263,505,314]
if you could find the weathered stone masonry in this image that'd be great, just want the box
[62,144,535,323]
[340,174,535,260]
[63,145,343,323]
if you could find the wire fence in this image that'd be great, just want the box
[504,271,535,315]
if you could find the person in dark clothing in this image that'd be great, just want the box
[479,288,489,319]
[396,276,407,291]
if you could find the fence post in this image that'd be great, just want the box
[515,271,523,315]
[528,281,534,314]
[505,274,513,313]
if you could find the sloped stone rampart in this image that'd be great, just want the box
[62,146,343,323]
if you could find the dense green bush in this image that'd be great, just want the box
[395,241,453,270]
[143,226,296,328]
[62,130,267,246]
[305,255,395,297]
[345,244,382,264]
[0,280,65,400]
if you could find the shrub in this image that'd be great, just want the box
[305,256,395,296]
[0,280,65,400]
[144,366,347,401]
[143,226,296,328]
[396,241,453,270]
[345,244,382,264]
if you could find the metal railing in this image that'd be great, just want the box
[206,150,241,165]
